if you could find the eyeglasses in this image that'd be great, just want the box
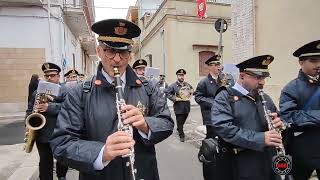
[209,63,221,67]
[102,48,130,59]
[252,75,267,80]
[44,74,58,79]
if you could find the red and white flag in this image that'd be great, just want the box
[197,0,207,18]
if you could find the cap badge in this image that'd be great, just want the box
[44,63,50,70]
[262,59,272,65]
[180,70,183,73]
[137,101,146,116]
[316,44,320,49]
[139,60,143,64]
[114,22,127,36]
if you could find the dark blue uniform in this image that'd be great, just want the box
[165,81,193,140]
[50,64,174,180]
[195,74,220,131]
[211,87,280,180]
[26,84,68,180]
[195,74,220,180]
[280,70,320,180]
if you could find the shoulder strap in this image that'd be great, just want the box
[225,87,238,114]
[142,79,152,97]
[302,86,320,110]
[83,75,95,93]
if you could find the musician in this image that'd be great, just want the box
[211,55,285,180]
[79,73,85,82]
[26,62,68,180]
[165,69,194,142]
[156,74,168,96]
[132,59,147,77]
[280,40,320,180]
[50,19,173,180]
[64,69,79,82]
[194,55,221,180]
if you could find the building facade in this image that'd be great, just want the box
[231,0,320,104]
[0,0,97,113]
[127,0,232,87]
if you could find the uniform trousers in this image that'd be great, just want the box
[203,125,217,180]
[36,142,68,180]
[175,114,189,138]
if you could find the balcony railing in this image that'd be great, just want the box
[63,0,81,8]
[207,0,231,4]
[0,0,43,5]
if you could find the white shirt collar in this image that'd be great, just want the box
[209,73,218,80]
[232,82,249,96]
[101,68,126,86]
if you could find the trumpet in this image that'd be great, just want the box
[24,93,49,153]
[114,67,137,180]
[258,89,293,180]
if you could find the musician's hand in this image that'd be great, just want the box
[102,131,135,162]
[270,113,283,129]
[121,105,149,134]
[37,103,48,112]
[264,130,282,147]
[24,128,29,137]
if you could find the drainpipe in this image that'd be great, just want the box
[47,0,54,62]
[160,28,166,76]
[252,0,256,56]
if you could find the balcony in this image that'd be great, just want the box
[0,0,43,6]
[63,0,91,37]
[127,6,138,25]
[79,35,96,56]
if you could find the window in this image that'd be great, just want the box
[199,51,215,76]
[72,53,75,69]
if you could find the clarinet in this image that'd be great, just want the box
[114,67,137,180]
[307,69,320,85]
[258,89,294,180]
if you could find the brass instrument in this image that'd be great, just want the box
[176,83,193,101]
[114,67,137,180]
[218,72,234,87]
[258,89,293,180]
[24,93,48,153]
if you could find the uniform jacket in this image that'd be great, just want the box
[211,87,279,180]
[156,81,168,92]
[194,74,220,125]
[50,63,174,180]
[165,81,193,115]
[280,70,320,168]
[26,83,67,143]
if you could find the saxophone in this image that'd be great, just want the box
[24,93,49,153]
[258,89,293,180]
[114,67,137,180]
